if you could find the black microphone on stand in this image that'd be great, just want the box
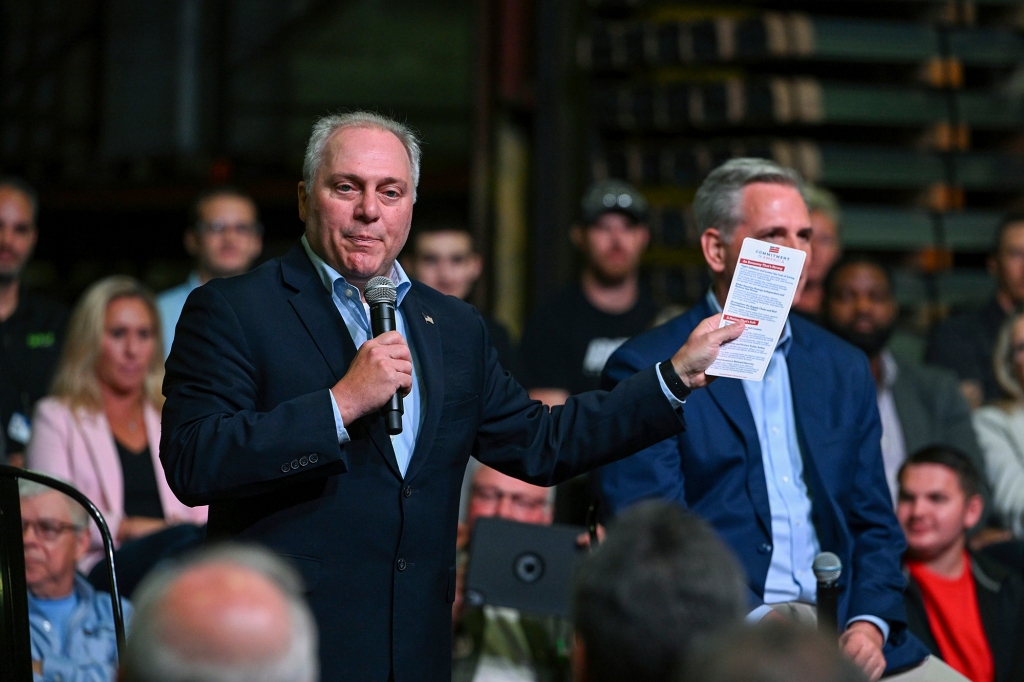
[365,276,403,435]
[813,551,842,637]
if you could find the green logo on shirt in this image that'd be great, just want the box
[26,332,55,349]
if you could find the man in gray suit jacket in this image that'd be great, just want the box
[822,257,986,507]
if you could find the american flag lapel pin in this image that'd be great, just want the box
[423,313,434,324]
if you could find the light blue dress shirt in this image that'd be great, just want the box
[302,237,422,478]
[705,292,888,641]
[156,272,203,359]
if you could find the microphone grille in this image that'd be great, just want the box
[364,276,397,305]
[812,552,842,583]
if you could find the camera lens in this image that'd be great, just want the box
[513,552,544,583]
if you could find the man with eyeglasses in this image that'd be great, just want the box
[453,461,567,682]
[20,479,131,681]
[156,188,263,357]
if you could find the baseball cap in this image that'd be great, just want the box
[580,179,649,225]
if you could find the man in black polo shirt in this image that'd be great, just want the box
[0,177,68,465]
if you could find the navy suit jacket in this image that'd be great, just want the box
[598,297,929,673]
[160,243,686,682]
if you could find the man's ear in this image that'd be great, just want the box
[571,633,588,682]
[467,253,483,284]
[964,494,984,530]
[184,230,198,257]
[988,253,1000,280]
[74,528,91,563]
[298,181,309,223]
[700,228,728,274]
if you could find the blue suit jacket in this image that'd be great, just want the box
[598,297,928,673]
[160,243,686,682]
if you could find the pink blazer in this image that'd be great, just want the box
[26,397,207,569]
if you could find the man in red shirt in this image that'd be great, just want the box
[897,446,1024,682]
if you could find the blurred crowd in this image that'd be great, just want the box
[5,140,1024,682]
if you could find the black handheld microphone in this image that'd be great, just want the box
[813,551,843,637]
[365,276,403,435]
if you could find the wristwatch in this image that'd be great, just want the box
[659,359,691,401]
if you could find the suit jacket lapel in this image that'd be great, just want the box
[706,377,772,537]
[73,408,122,515]
[401,290,443,483]
[280,244,402,478]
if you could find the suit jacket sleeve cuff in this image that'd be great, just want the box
[656,362,687,409]
[747,605,774,623]
[847,615,890,644]
[327,389,352,445]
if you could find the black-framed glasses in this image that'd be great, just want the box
[22,519,82,541]
[195,220,263,237]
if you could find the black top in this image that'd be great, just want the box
[517,283,659,394]
[0,288,69,456]
[925,296,1008,403]
[115,440,164,519]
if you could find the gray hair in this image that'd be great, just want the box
[122,544,319,682]
[693,158,804,242]
[302,111,421,201]
[18,478,89,530]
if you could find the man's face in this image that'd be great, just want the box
[21,491,88,599]
[702,183,812,298]
[896,464,980,562]
[466,465,553,529]
[824,262,898,358]
[575,212,649,285]
[807,210,840,283]
[0,187,37,284]
[412,231,482,300]
[299,126,414,289]
[186,195,262,280]
[994,223,1024,306]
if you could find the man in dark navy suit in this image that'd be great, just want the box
[598,159,964,682]
[159,112,742,682]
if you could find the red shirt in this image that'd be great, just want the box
[907,553,994,682]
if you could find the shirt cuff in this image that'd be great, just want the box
[656,362,686,409]
[327,390,351,445]
[746,605,775,623]
[846,615,890,644]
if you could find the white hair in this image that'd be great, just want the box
[122,544,319,682]
[693,158,805,242]
[302,111,421,201]
[18,478,89,530]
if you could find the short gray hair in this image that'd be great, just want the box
[122,544,319,682]
[18,478,89,530]
[693,158,804,242]
[302,111,421,201]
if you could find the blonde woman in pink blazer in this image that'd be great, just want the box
[27,276,206,569]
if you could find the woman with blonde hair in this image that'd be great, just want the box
[26,276,206,568]
[973,310,1024,537]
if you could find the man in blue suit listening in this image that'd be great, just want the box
[599,159,963,682]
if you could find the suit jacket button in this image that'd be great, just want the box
[403,485,412,498]
[281,464,290,473]
[309,453,319,464]
[758,543,772,554]
[397,558,407,571]
[290,459,300,470]
[299,456,309,467]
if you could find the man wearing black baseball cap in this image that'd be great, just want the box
[518,179,657,522]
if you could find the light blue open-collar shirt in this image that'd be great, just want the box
[302,236,422,478]
[705,292,888,641]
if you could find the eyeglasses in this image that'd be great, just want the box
[195,221,263,237]
[22,519,82,541]
[471,485,550,513]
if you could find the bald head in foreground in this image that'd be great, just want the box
[121,545,318,682]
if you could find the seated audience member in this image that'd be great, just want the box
[120,544,318,682]
[792,185,842,318]
[571,500,747,682]
[157,187,263,357]
[897,446,1024,682]
[407,224,515,370]
[682,622,869,682]
[27,276,206,569]
[822,257,985,506]
[453,460,569,682]
[927,214,1024,409]
[21,478,131,682]
[0,177,69,465]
